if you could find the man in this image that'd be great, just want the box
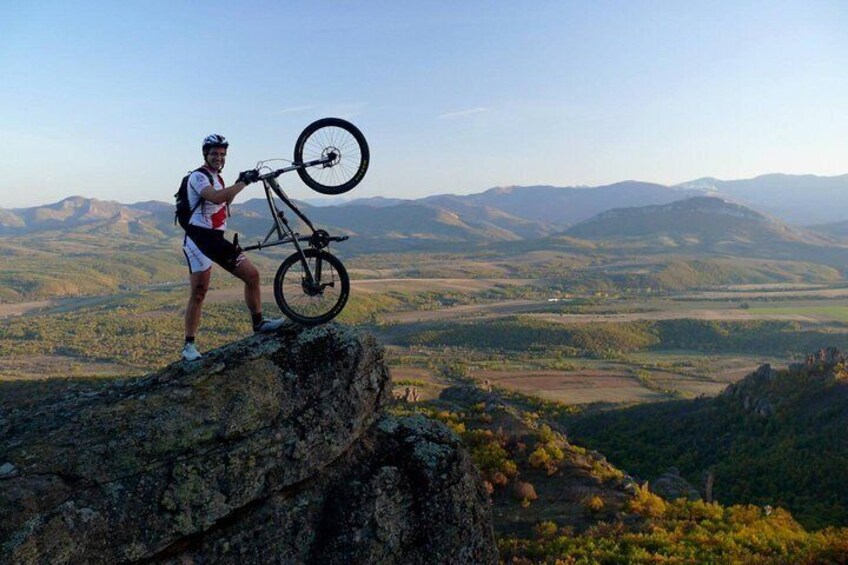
[181,134,285,361]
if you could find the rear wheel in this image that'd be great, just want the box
[294,118,369,195]
[273,248,349,325]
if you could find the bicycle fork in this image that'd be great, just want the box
[259,177,338,295]
[273,209,334,295]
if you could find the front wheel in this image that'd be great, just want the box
[274,248,350,325]
[294,118,369,195]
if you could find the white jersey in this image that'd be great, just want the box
[187,169,228,230]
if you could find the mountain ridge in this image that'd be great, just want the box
[675,173,848,225]
[3,173,848,256]
[560,196,848,265]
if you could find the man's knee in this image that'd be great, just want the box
[190,284,208,304]
[237,262,260,286]
[189,272,210,303]
[245,267,260,287]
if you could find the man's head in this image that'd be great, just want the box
[202,134,229,171]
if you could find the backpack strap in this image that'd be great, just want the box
[189,167,233,224]
[189,167,216,218]
[215,172,232,219]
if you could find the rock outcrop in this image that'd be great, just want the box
[723,347,848,419]
[0,325,497,564]
[721,363,779,417]
[650,467,701,502]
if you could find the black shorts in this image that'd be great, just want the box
[183,226,245,274]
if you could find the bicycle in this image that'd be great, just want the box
[239,118,369,326]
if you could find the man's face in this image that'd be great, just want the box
[205,147,227,171]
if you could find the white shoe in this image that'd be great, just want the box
[253,318,287,333]
[182,342,202,361]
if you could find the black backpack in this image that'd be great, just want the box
[174,168,214,229]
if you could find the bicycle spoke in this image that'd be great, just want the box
[302,127,361,188]
[279,256,342,318]
[295,118,368,195]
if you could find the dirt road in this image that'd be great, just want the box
[0,301,52,318]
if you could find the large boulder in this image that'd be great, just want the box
[649,467,701,502]
[0,325,497,564]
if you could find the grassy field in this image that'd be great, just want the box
[746,304,848,322]
[4,269,848,409]
[374,281,848,409]
[384,343,781,408]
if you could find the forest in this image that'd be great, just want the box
[391,376,848,564]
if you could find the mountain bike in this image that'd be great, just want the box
[239,117,369,325]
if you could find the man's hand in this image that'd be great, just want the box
[237,170,260,185]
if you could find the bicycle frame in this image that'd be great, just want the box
[241,163,348,285]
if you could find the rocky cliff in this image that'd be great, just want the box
[0,325,497,564]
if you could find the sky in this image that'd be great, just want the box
[1,0,846,208]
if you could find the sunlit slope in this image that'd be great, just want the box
[564,196,847,258]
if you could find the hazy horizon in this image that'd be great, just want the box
[4,170,847,210]
[3,1,846,208]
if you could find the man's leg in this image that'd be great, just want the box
[232,258,286,332]
[233,257,261,315]
[186,267,212,339]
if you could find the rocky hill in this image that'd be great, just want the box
[0,325,497,564]
[432,385,642,538]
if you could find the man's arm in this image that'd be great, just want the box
[199,182,247,204]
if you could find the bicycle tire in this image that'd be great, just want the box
[273,248,350,325]
[294,118,369,195]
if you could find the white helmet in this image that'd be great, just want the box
[202,134,229,154]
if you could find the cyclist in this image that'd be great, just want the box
[181,134,286,361]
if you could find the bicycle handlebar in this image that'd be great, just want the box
[257,155,336,181]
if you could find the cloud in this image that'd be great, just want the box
[271,105,316,115]
[323,102,367,120]
[270,103,367,120]
[438,107,490,120]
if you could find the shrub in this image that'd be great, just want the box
[513,481,538,503]
[627,482,667,518]
[528,447,552,470]
[583,495,605,512]
[533,521,558,539]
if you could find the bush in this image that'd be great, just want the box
[513,481,538,503]
[528,447,551,470]
[583,495,605,512]
[627,482,667,518]
[533,521,558,539]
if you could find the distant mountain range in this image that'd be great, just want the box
[1,180,696,243]
[675,173,848,225]
[4,173,848,301]
[2,174,847,255]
